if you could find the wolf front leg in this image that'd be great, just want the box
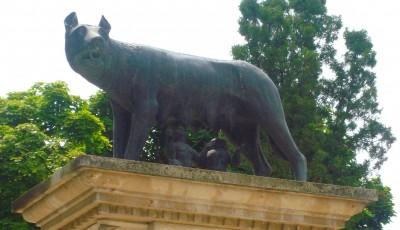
[111,100,131,159]
[123,100,158,160]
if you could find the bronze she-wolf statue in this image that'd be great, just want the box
[64,12,307,181]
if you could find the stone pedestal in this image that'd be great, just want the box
[13,155,377,230]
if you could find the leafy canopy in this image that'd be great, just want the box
[0,82,110,229]
[232,0,395,229]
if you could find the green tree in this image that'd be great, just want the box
[345,178,394,230]
[88,91,113,141]
[232,0,395,228]
[0,82,110,229]
[232,0,341,181]
[322,29,394,172]
[0,124,68,229]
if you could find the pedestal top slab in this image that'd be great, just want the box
[13,155,378,230]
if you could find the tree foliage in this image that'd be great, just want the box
[0,82,110,228]
[232,0,395,228]
[345,178,395,230]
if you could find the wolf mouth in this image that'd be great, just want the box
[79,47,102,61]
[74,48,105,69]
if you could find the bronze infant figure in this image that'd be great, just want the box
[199,138,240,172]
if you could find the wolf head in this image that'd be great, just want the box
[64,12,111,81]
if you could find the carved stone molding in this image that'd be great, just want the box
[13,155,377,230]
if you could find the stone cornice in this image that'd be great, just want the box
[13,155,377,230]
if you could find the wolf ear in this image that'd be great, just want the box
[99,15,111,34]
[65,12,78,31]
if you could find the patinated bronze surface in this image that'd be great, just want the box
[163,125,199,167]
[199,138,240,172]
[64,12,307,181]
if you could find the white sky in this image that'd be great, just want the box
[0,1,399,229]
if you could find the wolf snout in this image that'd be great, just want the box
[88,37,104,59]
